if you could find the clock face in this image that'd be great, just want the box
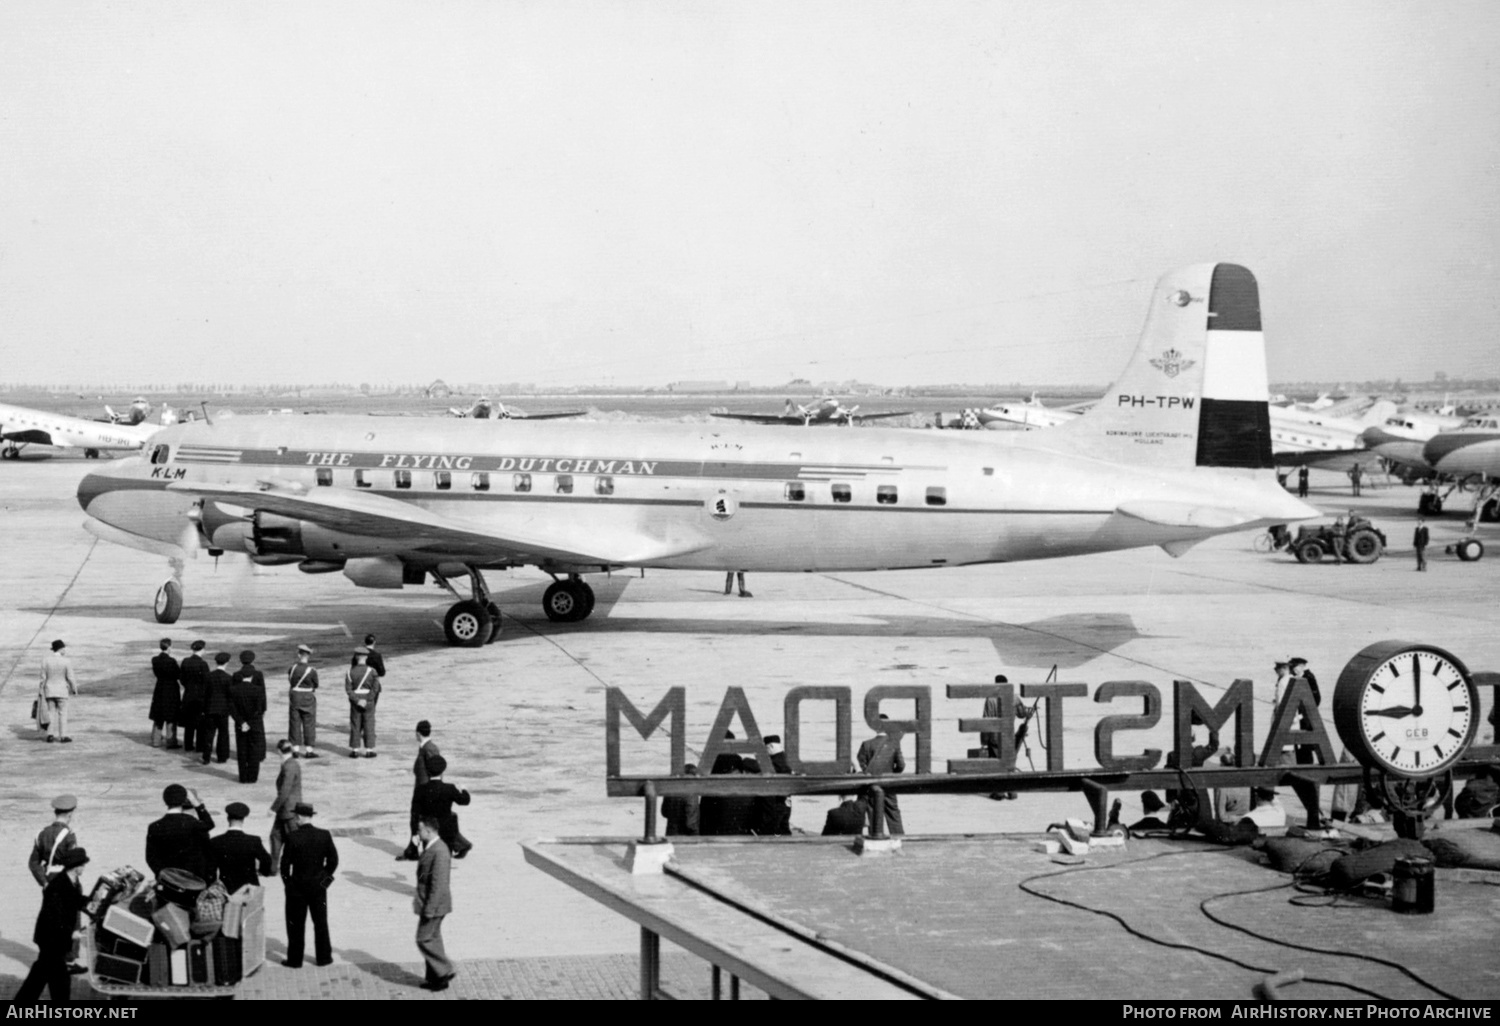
[1340,645,1479,777]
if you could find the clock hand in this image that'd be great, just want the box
[1365,705,1417,718]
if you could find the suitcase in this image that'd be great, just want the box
[94,952,147,985]
[239,904,266,977]
[188,938,212,984]
[95,931,149,962]
[147,942,171,986]
[152,903,192,947]
[169,946,189,985]
[101,905,156,948]
[211,934,243,985]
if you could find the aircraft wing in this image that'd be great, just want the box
[510,411,587,420]
[1272,448,1382,471]
[166,480,712,566]
[1,428,63,446]
[709,412,802,424]
[849,411,915,422]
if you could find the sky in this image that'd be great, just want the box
[2,1,1498,388]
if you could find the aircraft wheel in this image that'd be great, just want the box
[84,448,100,459]
[485,602,502,643]
[1481,499,1500,524]
[1296,540,1324,564]
[154,580,183,624]
[443,601,491,647]
[1456,539,1484,562]
[1,448,17,460]
[1346,530,1382,564]
[542,581,589,622]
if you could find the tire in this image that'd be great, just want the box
[543,581,580,622]
[485,602,502,643]
[1346,530,1382,564]
[1296,540,1324,564]
[1482,498,1500,524]
[443,600,491,647]
[85,448,100,459]
[1457,539,1484,562]
[154,580,183,624]
[577,582,596,620]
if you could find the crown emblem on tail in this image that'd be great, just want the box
[1149,348,1196,379]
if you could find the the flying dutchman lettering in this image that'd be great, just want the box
[1116,395,1196,409]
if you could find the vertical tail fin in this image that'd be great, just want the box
[1051,263,1273,471]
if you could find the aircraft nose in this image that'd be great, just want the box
[77,469,113,512]
[1422,431,1491,467]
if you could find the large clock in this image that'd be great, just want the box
[1333,641,1479,778]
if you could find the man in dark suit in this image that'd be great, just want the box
[212,802,272,895]
[752,735,793,835]
[413,817,454,990]
[149,637,182,749]
[413,756,473,858]
[857,715,905,835]
[15,847,91,1003]
[200,651,234,764]
[398,720,442,861]
[178,639,210,754]
[280,803,339,968]
[1414,518,1430,571]
[269,738,303,875]
[360,633,386,678]
[821,795,870,836]
[146,783,216,884]
[229,650,268,784]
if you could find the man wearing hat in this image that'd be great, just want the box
[149,637,182,749]
[178,639,210,754]
[200,651,234,764]
[39,638,78,744]
[280,803,339,968]
[229,650,268,784]
[413,756,474,858]
[345,646,382,759]
[287,644,320,759]
[269,738,303,875]
[212,802,272,895]
[29,795,81,887]
[15,846,91,1003]
[146,784,216,885]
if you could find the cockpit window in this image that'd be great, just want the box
[150,444,170,465]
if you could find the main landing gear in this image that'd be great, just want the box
[437,567,503,647]
[543,576,595,623]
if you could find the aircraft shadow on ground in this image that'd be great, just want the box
[19,584,1152,672]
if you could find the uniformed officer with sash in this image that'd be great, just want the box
[28,795,80,887]
[345,647,381,759]
[287,644,320,759]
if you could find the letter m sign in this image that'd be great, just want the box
[605,688,686,777]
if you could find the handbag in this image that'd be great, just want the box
[34,691,50,729]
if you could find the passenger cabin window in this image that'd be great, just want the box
[831,483,852,503]
[471,472,490,492]
[594,476,614,496]
[513,473,532,493]
[434,471,452,491]
[315,468,333,487]
[556,474,574,494]
[784,482,806,502]
[876,484,898,505]
[150,445,170,465]
[355,469,373,489]
[394,469,412,490]
[926,486,947,506]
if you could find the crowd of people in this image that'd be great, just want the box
[17,632,475,1002]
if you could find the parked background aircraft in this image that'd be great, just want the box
[103,397,153,426]
[1266,398,1396,470]
[447,397,585,420]
[710,395,914,426]
[77,263,1315,645]
[1357,408,1469,482]
[957,394,1088,430]
[1,401,161,459]
[1420,414,1500,524]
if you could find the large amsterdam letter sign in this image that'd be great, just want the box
[604,659,1499,785]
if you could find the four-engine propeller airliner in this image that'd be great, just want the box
[1,401,162,459]
[77,263,1317,646]
[712,396,914,426]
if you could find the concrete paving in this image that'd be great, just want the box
[2,458,1496,999]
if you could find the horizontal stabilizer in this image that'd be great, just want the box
[1114,501,1258,530]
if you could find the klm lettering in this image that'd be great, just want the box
[149,466,187,479]
[1116,395,1196,409]
[495,457,657,475]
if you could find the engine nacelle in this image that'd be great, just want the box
[206,510,407,562]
